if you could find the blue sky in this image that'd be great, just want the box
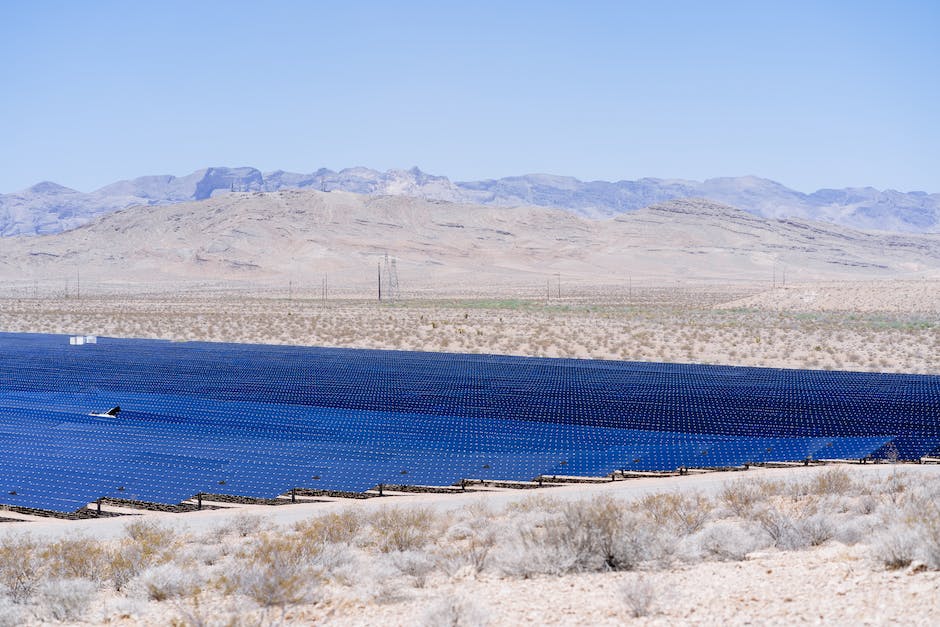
[2,1,937,193]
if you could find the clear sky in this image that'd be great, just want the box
[2,1,937,194]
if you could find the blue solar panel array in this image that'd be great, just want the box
[0,331,937,513]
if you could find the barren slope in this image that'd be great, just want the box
[1,190,938,293]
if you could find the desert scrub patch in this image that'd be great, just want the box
[109,521,181,590]
[222,531,321,608]
[640,492,714,535]
[34,577,98,622]
[0,533,43,603]
[365,506,441,553]
[293,509,363,546]
[497,494,665,576]
[41,536,111,582]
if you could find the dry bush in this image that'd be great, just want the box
[679,520,768,562]
[386,550,439,588]
[871,486,940,570]
[34,577,98,622]
[497,495,663,576]
[439,503,500,576]
[109,521,181,590]
[799,467,856,498]
[224,532,319,608]
[128,563,202,602]
[640,492,713,535]
[871,527,919,570]
[503,494,561,513]
[753,506,834,550]
[367,507,439,553]
[621,574,657,618]
[41,536,111,582]
[719,480,768,517]
[228,513,267,538]
[419,592,489,627]
[0,533,42,603]
[294,509,363,545]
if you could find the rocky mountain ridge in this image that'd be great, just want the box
[2,166,937,237]
[2,191,937,291]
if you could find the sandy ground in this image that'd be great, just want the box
[0,280,937,373]
[319,543,940,627]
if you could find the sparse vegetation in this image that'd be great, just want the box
[0,468,937,623]
[0,282,938,374]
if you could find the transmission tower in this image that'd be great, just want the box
[383,253,400,300]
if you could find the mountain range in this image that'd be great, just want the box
[2,167,938,237]
[2,190,938,292]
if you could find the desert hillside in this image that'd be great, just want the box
[1,190,938,295]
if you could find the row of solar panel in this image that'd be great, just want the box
[0,331,937,513]
[1,334,936,436]
[0,403,897,512]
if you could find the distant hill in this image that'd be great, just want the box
[1,190,937,290]
[1,167,937,236]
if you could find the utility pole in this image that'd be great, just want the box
[378,263,382,301]
[288,280,293,301]
[556,273,561,299]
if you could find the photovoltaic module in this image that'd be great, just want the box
[0,332,937,513]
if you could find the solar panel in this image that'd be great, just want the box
[0,331,937,513]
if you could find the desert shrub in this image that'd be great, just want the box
[419,592,489,627]
[868,471,910,506]
[503,494,561,514]
[800,512,836,547]
[621,574,656,618]
[807,467,856,497]
[41,536,110,582]
[439,506,500,575]
[497,495,662,576]
[871,526,919,569]
[345,553,407,603]
[224,531,320,608]
[832,514,879,545]
[719,480,767,518]
[34,577,97,622]
[387,550,439,588]
[178,541,227,567]
[872,495,940,570]
[367,507,439,553]
[124,520,178,548]
[294,509,363,545]
[917,520,940,570]
[0,533,42,603]
[108,523,180,591]
[128,563,201,602]
[228,562,315,609]
[640,492,713,535]
[229,513,266,537]
[680,520,768,562]
[754,506,834,550]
